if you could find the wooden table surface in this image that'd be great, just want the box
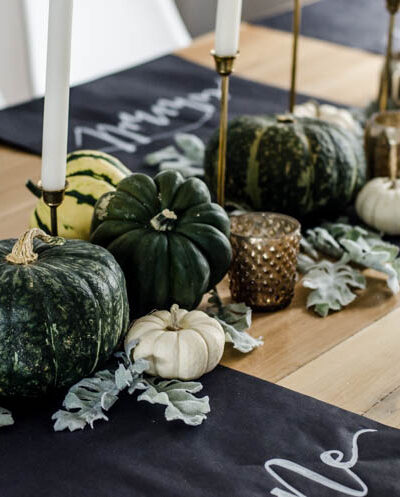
[1,24,399,428]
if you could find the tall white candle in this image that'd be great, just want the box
[41,0,73,192]
[214,0,242,57]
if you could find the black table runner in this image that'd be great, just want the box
[0,54,322,174]
[255,0,394,55]
[1,366,399,497]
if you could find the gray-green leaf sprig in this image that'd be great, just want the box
[145,133,205,177]
[53,351,210,432]
[206,290,263,353]
[302,256,366,317]
[0,406,14,428]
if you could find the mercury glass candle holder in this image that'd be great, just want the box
[229,212,301,311]
[365,111,400,177]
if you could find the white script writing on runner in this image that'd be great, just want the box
[74,83,221,154]
[264,428,376,497]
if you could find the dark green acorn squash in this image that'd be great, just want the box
[90,170,232,317]
[204,114,367,217]
[0,229,129,398]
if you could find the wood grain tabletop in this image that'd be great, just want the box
[1,24,399,428]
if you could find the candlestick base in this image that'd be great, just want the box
[39,182,68,236]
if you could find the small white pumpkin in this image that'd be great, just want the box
[356,177,400,235]
[125,305,225,380]
[294,101,361,134]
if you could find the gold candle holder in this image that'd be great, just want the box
[379,0,400,111]
[211,50,238,207]
[365,110,400,177]
[229,212,301,311]
[289,0,302,113]
[39,182,67,236]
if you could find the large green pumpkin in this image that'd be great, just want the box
[0,229,129,397]
[204,115,366,217]
[90,170,232,317]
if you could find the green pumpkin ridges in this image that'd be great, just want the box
[67,152,129,175]
[118,175,160,217]
[154,170,185,209]
[168,234,210,309]
[245,126,264,208]
[0,238,129,397]
[323,124,358,204]
[65,190,97,206]
[178,202,230,237]
[171,177,211,212]
[304,121,338,210]
[176,222,232,290]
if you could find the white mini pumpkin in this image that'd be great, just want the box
[125,305,225,380]
[356,177,400,234]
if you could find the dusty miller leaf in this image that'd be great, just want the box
[175,133,205,163]
[306,227,344,259]
[303,256,366,317]
[136,378,210,426]
[300,237,319,260]
[145,145,181,166]
[144,133,205,177]
[0,407,14,428]
[52,369,121,432]
[340,238,400,294]
[297,253,317,274]
[206,290,263,353]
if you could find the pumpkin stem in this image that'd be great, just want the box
[150,209,178,232]
[5,228,65,265]
[167,304,182,331]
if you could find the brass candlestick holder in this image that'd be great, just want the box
[379,0,400,111]
[39,182,67,236]
[289,0,302,113]
[211,50,238,207]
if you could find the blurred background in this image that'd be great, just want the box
[0,0,314,109]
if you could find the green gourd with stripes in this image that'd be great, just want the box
[29,150,130,240]
[204,115,366,217]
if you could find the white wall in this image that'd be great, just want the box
[0,0,32,106]
[24,0,190,97]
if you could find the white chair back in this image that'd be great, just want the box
[24,0,191,96]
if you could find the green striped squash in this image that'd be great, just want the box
[204,115,366,217]
[29,150,131,240]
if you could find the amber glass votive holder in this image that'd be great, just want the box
[229,212,301,311]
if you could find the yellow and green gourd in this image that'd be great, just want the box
[28,150,131,240]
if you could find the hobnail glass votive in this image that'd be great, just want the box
[229,212,301,311]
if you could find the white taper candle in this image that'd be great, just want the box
[41,0,73,191]
[214,0,242,57]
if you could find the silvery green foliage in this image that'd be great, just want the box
[297,253,317,274]
[135,379,210,426]
[52,358,150,432]
[300,237,319,260]
[340,238,400,294]
[305,227,344,259]
[305,219,400,294]
[206,290,263,353]
[303,256,366,317]
[0,407,14,428]
[53,350,211,431]
[145,133,205,177]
